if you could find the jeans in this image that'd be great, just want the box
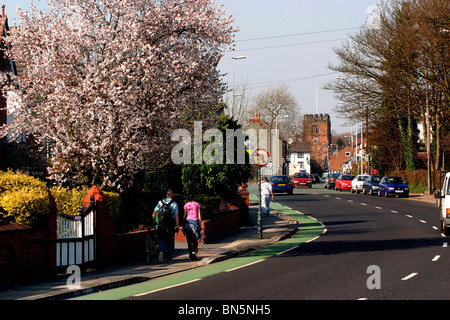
[262,194,271,215]
[158,234,174,262]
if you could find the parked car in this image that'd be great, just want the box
[362,175,381,195]
[324,173,341,190]
[335,174,355,191]
[435,172,450,235]
[351,175,368,194]
[270,175,294,195]
[310,173,321,184]
[378,176,409,198]
[292,173,312,188]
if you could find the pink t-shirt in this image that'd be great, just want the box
[184,201,201,221]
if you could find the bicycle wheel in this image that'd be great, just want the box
[145,234,154,264]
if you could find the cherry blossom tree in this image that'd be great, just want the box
[2,0,235,191]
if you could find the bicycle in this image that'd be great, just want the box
[145,227,159,265]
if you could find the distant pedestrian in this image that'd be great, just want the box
[153,189,179,263]
[183,193,202,261]
[261,177,274,216]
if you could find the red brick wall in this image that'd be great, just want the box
[0,195,57,286]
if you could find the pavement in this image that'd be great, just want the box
[0,191,437,301]
[0,201,299,300]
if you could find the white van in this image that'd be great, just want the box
[436,172,450,236]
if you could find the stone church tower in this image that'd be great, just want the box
[302,114,331,170]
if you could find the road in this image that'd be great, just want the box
[101,184,448,301]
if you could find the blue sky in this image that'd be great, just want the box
[5,0,379,133]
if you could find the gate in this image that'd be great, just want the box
[56,196,95,268]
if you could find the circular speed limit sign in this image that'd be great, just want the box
[252,148,270,167]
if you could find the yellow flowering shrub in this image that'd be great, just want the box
[50,186,86,216]
[0,170,50,225]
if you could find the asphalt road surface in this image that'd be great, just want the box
[125,184,446,301]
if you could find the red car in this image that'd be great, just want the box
[335,174,355,191]
[292,173,312,188]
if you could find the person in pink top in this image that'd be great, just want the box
[183,194,202,261]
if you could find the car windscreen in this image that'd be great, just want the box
[342,176,354,180]
[272,176,289,182]
[371,176,381,182]
[294,173,309,178]
[387,177,405,184]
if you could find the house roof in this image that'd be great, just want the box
[289,140,312,153]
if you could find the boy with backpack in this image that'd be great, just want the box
[152,189,179,263]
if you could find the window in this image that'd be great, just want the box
[345,152,351,157]
[298,153,304,158]
[311,125,319,134]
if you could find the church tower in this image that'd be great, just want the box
[302,114,331,170]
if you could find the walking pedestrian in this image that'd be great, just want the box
[183,193,202,261]
[261,177,274,216]
[153,189,179,263]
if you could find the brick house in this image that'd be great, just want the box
[0,4,10,168]
[329,146,353,172]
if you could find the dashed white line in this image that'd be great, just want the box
[401,273,418,281]
[420,220,427,224]
[443,242,448,248]
[335,197,341,200]
[433,226,439,230]
[432,255,441,262]
[347,199,354,203]
[375,206,382,210]
[406,215,413,218]
[390,210,398,214]
[361,203,367,206]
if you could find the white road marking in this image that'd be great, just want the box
[133,279,202,297]
[225,259,265,272]
[401,273,418,281]
[420,220,427,224]
[432,255,441,262]
[375,206,382,210]
[443,242,448,248]
[361,203,367,206]
[390,210,398,214]
[406,215,413,218]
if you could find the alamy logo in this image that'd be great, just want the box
[171,121,279,166]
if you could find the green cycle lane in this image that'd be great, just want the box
[72,197,325,300]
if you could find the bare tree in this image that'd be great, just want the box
[249,84,301,137]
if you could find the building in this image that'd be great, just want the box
[244,113,284,178]
[288,140,312,177]
[302,114,331,170]
[0,4,10,168]
[329,146,353,172]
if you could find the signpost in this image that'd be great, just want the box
[252,148,270,239]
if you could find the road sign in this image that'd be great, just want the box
[252,148,270,167]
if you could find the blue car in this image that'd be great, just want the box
[378,176,409,198]
[270,175,294,195]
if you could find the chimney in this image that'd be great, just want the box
[1,5,5,18]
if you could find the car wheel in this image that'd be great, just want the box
[441,219,450,236]
[356,188,360,194]
[369,188,374,196]
[385,189,389,198]
[362,188,367,195]
[378,189,382,197]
